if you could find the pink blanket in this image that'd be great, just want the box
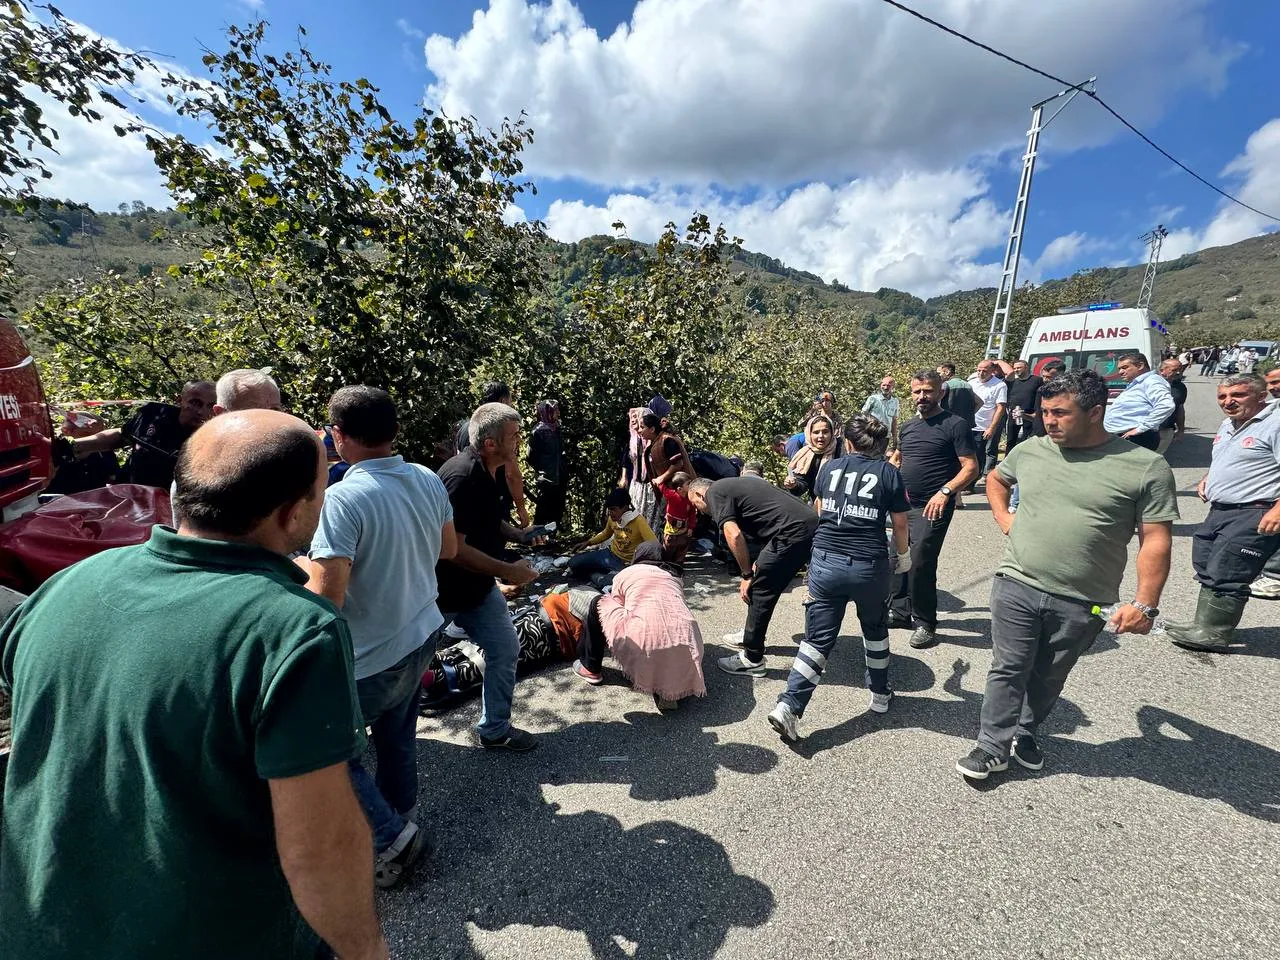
[596,564,706,701]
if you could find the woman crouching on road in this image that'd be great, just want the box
[768,414,912,742]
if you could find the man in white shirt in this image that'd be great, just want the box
[967,360,1008,482]
[860,376,900,448]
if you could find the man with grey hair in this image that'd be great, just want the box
[215,369,282,414]
[435,402,539,750]
[1165,374,1280,649]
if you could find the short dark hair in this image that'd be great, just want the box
[605,488,632,509]
[937,362,956,376]
[640,412,662,431]
[1039,369,1108,411]
[844,413,890,456]
[1042,360,1067,376]
[911,369,943,387]
[1117,352,1149,370]
[174,429,320,536]
[329,386,398,445]
[772,433,788,446]
[479,381,512,405]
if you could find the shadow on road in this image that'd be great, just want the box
[1052,705,1280,823]
[1164,432,1215,470]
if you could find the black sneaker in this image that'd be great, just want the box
[908,626,937,649]
[479,727,538,752]
[956,747,1008,780]
[373,823,430,889]
[1011,734,1044,771]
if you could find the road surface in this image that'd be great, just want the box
[384,374,1279,960]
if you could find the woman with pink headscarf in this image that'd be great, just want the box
[618,406,657,522]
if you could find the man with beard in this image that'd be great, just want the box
[1003,360,1042,455]
[888,370,979,649]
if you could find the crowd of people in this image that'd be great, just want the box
[1,350,1277,958]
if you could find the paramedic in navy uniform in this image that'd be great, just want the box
[767,414,912,742]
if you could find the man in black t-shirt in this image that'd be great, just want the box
[1003,360,1043,453]
[686,476,819,677]
[1156,358,1188,455]
[888,369,979,648]
[436,402,539,752]
[69,381,216,488]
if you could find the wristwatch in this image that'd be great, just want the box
[740,570,754,580]
[939,485,954,496]
[1130,601,1159,619]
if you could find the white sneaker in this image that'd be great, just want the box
[721,629,745,646]
[767,701,800,742]
[717,651,766,678]
[870,691,894,714]
[444,622,469,641]
[1250,575,1280,599]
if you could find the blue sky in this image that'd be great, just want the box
[34,0,1280,297]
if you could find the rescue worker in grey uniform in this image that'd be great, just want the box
[1166,374,1280,651]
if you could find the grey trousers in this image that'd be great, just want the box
[977,573,1104,760]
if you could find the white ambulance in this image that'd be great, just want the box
[1018,304,1168,399]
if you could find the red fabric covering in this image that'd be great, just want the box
[0,484,170,593]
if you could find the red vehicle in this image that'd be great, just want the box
[0,316,54,521]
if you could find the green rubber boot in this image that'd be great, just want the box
[1166,588,1248,653]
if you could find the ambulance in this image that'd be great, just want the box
[1018,303,1168,399]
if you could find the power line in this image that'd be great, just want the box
[878,0,1280,225]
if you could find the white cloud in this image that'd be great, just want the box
[1158,118,1280,260]
[424,0,1241,186]
[545,168,1012,297]
[396,18,426,41]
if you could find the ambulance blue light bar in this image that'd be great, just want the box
[1084,302,1123,311]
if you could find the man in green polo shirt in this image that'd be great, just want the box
[0,410,387,959]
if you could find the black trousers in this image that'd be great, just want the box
[1124,430,1160,451]
[577,595,608,672]
[533,480,567,527]
[1193,504,1280,598]
[889,501,956,629]
[742,536,813,662]
[972,429,1002,479]
[1006,418,1034,453]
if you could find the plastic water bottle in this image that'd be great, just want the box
[1092,604,1166,635]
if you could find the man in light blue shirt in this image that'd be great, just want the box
[307,386,455,888]
[861,375,901,447]
[1102,352,1174,451]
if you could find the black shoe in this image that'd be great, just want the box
[373,823,431,889]
[956,747,1008,780]
[888,615,914,630]
[1011,735,1044,771]
[908,626,937,649]
[479,727,538,752]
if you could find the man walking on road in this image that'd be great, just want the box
[1156,358,1188,455]
[307,387,455,888]
[888,369,978,649]
[861,375,901,447]
[968,360,1008,481]
[1165,375,1280,646]
[1003,360,1042,455]
[686,476,818,677]
[436,403,540,751]
[1,411,387,959]
[958,370,1177,780]
[1103,352,1174,451]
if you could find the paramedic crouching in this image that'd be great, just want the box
[1103,352,1174,452]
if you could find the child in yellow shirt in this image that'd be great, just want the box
[568,488,657,586]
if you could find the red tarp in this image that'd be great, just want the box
[0,485,170,593]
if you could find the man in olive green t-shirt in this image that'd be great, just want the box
[956,370,1178,781]
[0,411,388,959]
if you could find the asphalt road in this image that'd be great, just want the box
[383,375,1279,960]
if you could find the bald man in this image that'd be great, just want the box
[71,379,216,488]
[1,411,387,960]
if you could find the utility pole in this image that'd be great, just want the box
[985,77,1096,360]
[1136,224,1169,311]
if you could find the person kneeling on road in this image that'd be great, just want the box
[768,414,911,742]
[685,475,819,677]
[958,370,1177,781]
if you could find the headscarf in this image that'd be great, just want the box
[535,399,560,430]
[787,413,839,479]
[627,406,653,481]
[632,539,682,578]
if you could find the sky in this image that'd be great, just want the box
[24,0,1280,299]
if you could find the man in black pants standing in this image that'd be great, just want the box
[889,370,979,649]
[1003,359,1042,454]
[686,476,818,677]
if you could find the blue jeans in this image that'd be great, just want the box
[780,549,891,716]
[444,584,519,740]
[567,547,625,581]
[349,632,440,853]
[1010,483,1020,511]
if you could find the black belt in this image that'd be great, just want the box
[1210,501,1275,510]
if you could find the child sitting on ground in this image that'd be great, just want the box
[660,471,696,569]
[567,488,657,587]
